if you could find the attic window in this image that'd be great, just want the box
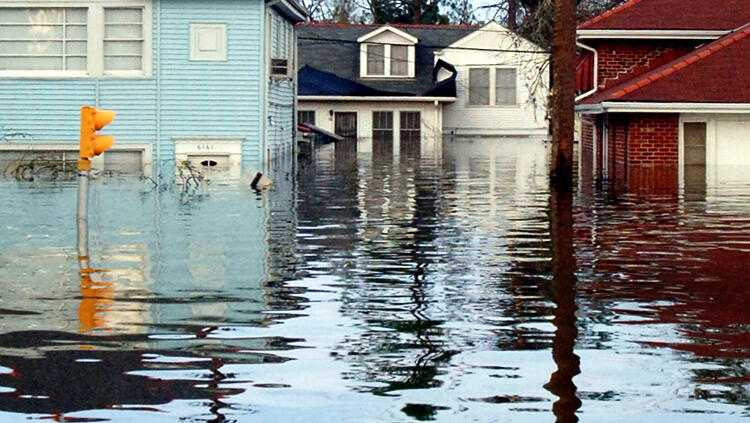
[358,26,417,79]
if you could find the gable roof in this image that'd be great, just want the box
[297,23,476,95]
[579,0,750,31]
[357,25,418,44]
[580,23,750,104]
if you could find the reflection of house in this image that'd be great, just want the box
[296,22,549,157]
[0,0,308,177]
[576,0,750,187]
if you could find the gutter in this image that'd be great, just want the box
[575,40,598,102]
[576,102,750,114]
[298,96,457,102]
[577,29,728,40]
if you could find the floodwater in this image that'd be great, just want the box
[0,139,747,422]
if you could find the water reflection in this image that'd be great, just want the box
[0,138,748,421]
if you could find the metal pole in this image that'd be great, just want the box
[77,166,89,271]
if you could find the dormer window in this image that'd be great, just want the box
[358,26,416,78]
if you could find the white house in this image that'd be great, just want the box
[297,22,550,158]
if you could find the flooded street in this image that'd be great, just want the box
[0,139,747,422]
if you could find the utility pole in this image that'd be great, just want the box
[550,0,577,190]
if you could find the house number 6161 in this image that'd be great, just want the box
[196,144,214,151]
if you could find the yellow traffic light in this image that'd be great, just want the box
[79,106,115,161]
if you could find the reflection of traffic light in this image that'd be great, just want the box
[78,272,114,333]
[79,106,115,160]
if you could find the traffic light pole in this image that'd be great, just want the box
[77,160,90,271]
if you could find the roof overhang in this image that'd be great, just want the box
[356,26,418,44]
[299,96,456,102]
[577,29,729,40]
[576,102,750,114]
[267,0,309,23]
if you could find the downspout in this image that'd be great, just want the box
[575,40,598,102]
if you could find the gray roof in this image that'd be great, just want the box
[297,24,477,95]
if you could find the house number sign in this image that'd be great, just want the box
[195,144,215,151]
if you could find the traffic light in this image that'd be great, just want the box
[79,106,115,161]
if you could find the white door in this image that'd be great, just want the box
[712,120,750,183]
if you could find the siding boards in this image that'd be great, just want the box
[266,10,295,161]
[0,0,267,170]
[160,0,263,167]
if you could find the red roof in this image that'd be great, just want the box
[579,0,750,31]
[580,24,750,104]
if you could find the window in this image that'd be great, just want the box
[399,111,420,142]
[362,43,414,78]
[391,45,408,76]
[104,8,144,72]
[0,8,87,72]
[366,44,384,76]
[358,27,416,78]
[468,67,517,106]
[373,111,393,141]
[469,68,490,105]
[0,3,150,77]
[298,110,315,126]
[495,68,517,105]
[190,23,227,61]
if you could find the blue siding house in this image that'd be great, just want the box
[0,0,308,178]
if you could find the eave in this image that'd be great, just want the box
[299,96,456,102]
[577,29,728,40]
[576,102,750,114]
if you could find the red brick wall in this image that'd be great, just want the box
[593,40,697,90]
[580,115,595,182]
[627,114,679,166]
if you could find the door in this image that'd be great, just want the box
[335,112,357,139]
[335,112,357,156]
[683,122,707,198]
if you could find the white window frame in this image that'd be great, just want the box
[466,66,518,108]
[357,27,417,79]
[0,1,152,79]
[359,43,415,78]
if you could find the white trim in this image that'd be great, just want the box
[299,96,456,102]
[189,23,228,62]
[357,25,418,44]
[0,1,152,78]
[577,29,728,40]
[575,41,598,102]
[0,141,152,173]
[360,42,415,78]
[577,102,750,114]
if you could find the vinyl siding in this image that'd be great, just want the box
[440,23,549,137]
[0,0,268,171]
[266,10,296,162]
[160,0,263,168]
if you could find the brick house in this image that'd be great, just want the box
[575,0,750,189]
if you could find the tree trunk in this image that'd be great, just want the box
[507,0,518,31]
[550,0,576,189]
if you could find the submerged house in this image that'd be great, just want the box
[297,22,549,157]
[576,0,750,188]
[0,0,308,177]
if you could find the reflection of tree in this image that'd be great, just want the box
[544,187,581,423]
[0,346,241,417]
